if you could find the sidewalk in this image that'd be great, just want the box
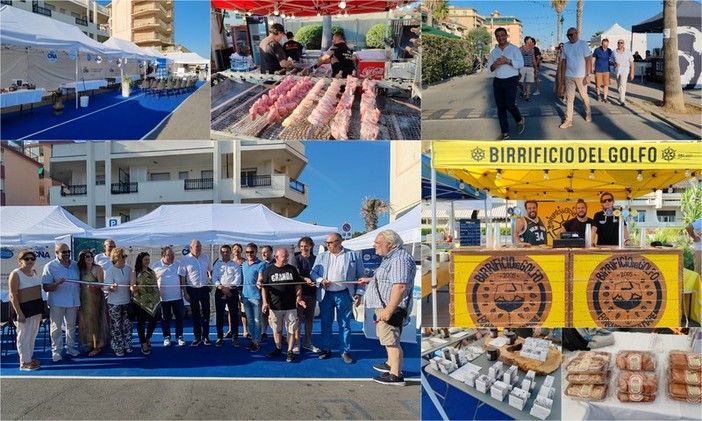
[622,79,701,138]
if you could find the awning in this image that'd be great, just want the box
[104,37,160,60]
[421,153,485,200]
[431,141,702,201]
[632,0,702,33]
[211,0,415,17]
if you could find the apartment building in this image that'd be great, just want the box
[446,6,485,32]
[110,0,174,50]
[48,140,309,228]
[2,0,110,41]
[485,11,523,47]
[0,142,57,206]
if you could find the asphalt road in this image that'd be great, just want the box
[1,378,420,420]
[422,64,690,140]
[147,82,211,140]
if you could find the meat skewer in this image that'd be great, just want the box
[282,79,326,127]
[330,75,359,140]
[360,78,380,140]
[307,78,342,127]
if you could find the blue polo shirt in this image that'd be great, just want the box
[241,258,267,299]
[593,47,613,73]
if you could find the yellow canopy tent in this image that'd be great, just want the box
[431,141,702,201]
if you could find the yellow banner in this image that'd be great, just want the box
[571,252,681,327]
[433,141,702,170]
[451,253,566,328]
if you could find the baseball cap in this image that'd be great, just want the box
[270,23,285,34]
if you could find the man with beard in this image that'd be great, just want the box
[593,192,632,246]
[558,199,596,239]
[514,200,547,246]
[487,27,525,140]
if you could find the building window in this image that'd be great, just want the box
[632,210,646,223]
[201,170,213,179]
[178,171,188,180]
[95,174,105,185]
[656,210,676,223]
[150,172,170,181]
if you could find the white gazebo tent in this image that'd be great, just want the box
[0,5,122,108]
[103,36,161,92]
[0,205,94,246]
[163,52,209,76]
[589,23,647,56]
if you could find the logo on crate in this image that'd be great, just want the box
[588,254,665,327]
[361,66,385,78]
[467,256,552,326]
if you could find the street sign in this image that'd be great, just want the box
[106,217,120,227]
[341,222,352,233]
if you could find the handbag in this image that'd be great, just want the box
[374,279,407,328]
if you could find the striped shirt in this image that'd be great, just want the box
[364,247,416,313]
[521,47,534,67]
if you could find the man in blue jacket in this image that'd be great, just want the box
[311,233,364,363]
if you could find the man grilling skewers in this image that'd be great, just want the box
[260,23,293,74]
[314,31,356,78]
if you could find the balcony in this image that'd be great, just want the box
[184,178,213,191]
[133,31,173,45]
[60,184,87,196]
[32,4,52,17]
[111,182,138,194]
[75,16,88,26]
[241,175,271,188]
[237,174,307,204]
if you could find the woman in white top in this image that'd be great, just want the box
[8,250,44,371]
[104,247,133,356]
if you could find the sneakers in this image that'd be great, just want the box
[373,362,391,373]
[66,348,80,357]
[524,97,532,102]
[260,333,269,342]
[246,341,255,350]
[114,350,125,357]
[303,343,321,353]
[499,133,510,140]
[373,372,406,386]
[245,333,252,339]
[125,347,134,354]
[52,354,63,362]
[533,90,541,96]
[202,338,212,346]
[224,331,233,338]
[141,343,150,355]
[215,338,224,347]
[163,337,172,347]
[233,338,241,347]
[292,345,300,355]
[341,353,353,364]
[249,342,260,353]
[318,350,332,360]
[517,118,525,135]
[267,348,283,358]
[177,337,186,347]
[191,339,202,347]
[559,120,573,129]
[20,362,40,371]
[286,353,295,363]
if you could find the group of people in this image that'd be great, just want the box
[7,230,416,386]
[488,26,638,139]
[259,23,356,77]
[513,193,632,247]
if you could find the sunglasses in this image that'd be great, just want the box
[245,250,256,254]
[22,257,36,262]
[567,33,576,37]
[121,254,128,258]
[601,198,614,203]
[325,240,340,245]
[59,250,71,254]
[618,42,624,44]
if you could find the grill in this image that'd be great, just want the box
[211,77,420,140]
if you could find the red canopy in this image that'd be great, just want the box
[211,0,414,17]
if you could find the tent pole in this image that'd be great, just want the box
[431,166,438,327]
[75,54,79,109]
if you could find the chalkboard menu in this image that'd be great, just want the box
[459,219,481,246]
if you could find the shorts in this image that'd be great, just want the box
[374,309,402,347]
[520,67,535,83]
[269,309,298,334]
[297,295,316,321]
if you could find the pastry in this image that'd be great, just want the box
[617,392,656,402]
[565,383,607,400]
[616,351,656,371]
[669,368,702,386]
[617,371,658,394]
[669,351,702,371]
[566,372,609,384]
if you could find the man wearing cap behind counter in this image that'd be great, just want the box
[593,192,632,246]
[260,23,292,74]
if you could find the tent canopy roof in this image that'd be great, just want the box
[163,52,209,65]
[0,206,94,246]
[212,0,414,17]
[0,5,120,55]
[632,0,702,33]
[343,204,420,250]
[103,36,160,60]
[431,141,702,201]
[422,153,485,200]
[87,204,335,247]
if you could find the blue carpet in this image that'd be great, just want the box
[0,318,420,379]
[422,370,512,420]
[0,82,205,141]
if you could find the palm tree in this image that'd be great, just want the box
[576,0,584,37]
[360,197,390,232]
[663,0,685,111]
[551,0,568,44]
[425,0,449,27]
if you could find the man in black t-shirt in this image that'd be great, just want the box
[259,23,292,74]
[290,236,319,354]
[262,248,305,362]
[558,199,595,239]
[593,192,632,246]
[316,32,356,77]
[531,37,542,96]
[283,32,303,62]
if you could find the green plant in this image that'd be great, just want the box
[295,24,343,50]
[422,34,474,85]
[680,185,702,224]
[366,23,394,49]
[466,27,491,56]
[121,75,133,86]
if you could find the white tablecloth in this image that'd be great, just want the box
[563,332,699,420]
[59,80,107,93]
[0,89,46,108]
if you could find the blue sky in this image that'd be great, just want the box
[450,0,666,49]
[97,0,210,58]
[296,141,391,235]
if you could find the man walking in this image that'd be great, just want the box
[532,37,542,96]
[593,38,613,103]
[612,39,635,105]
[311,233,364,363]
[560,27,592,129]
[487,27,525,140]
[178,239,212,346]
[360,230,416,386]
[518,37,535,102]
[212,245,242,347]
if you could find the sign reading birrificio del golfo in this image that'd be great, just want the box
[432,141,702,169]
[587,254,665,328]
[467,256,552,327]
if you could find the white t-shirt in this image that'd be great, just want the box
[104,265,131,305]
[212,259,243,288]
[178,253,211,287]
[562,39,591,78]
[153,259,182,302]
[95,252,113,272]
[488,43,523,79]
[612,48,634,76]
